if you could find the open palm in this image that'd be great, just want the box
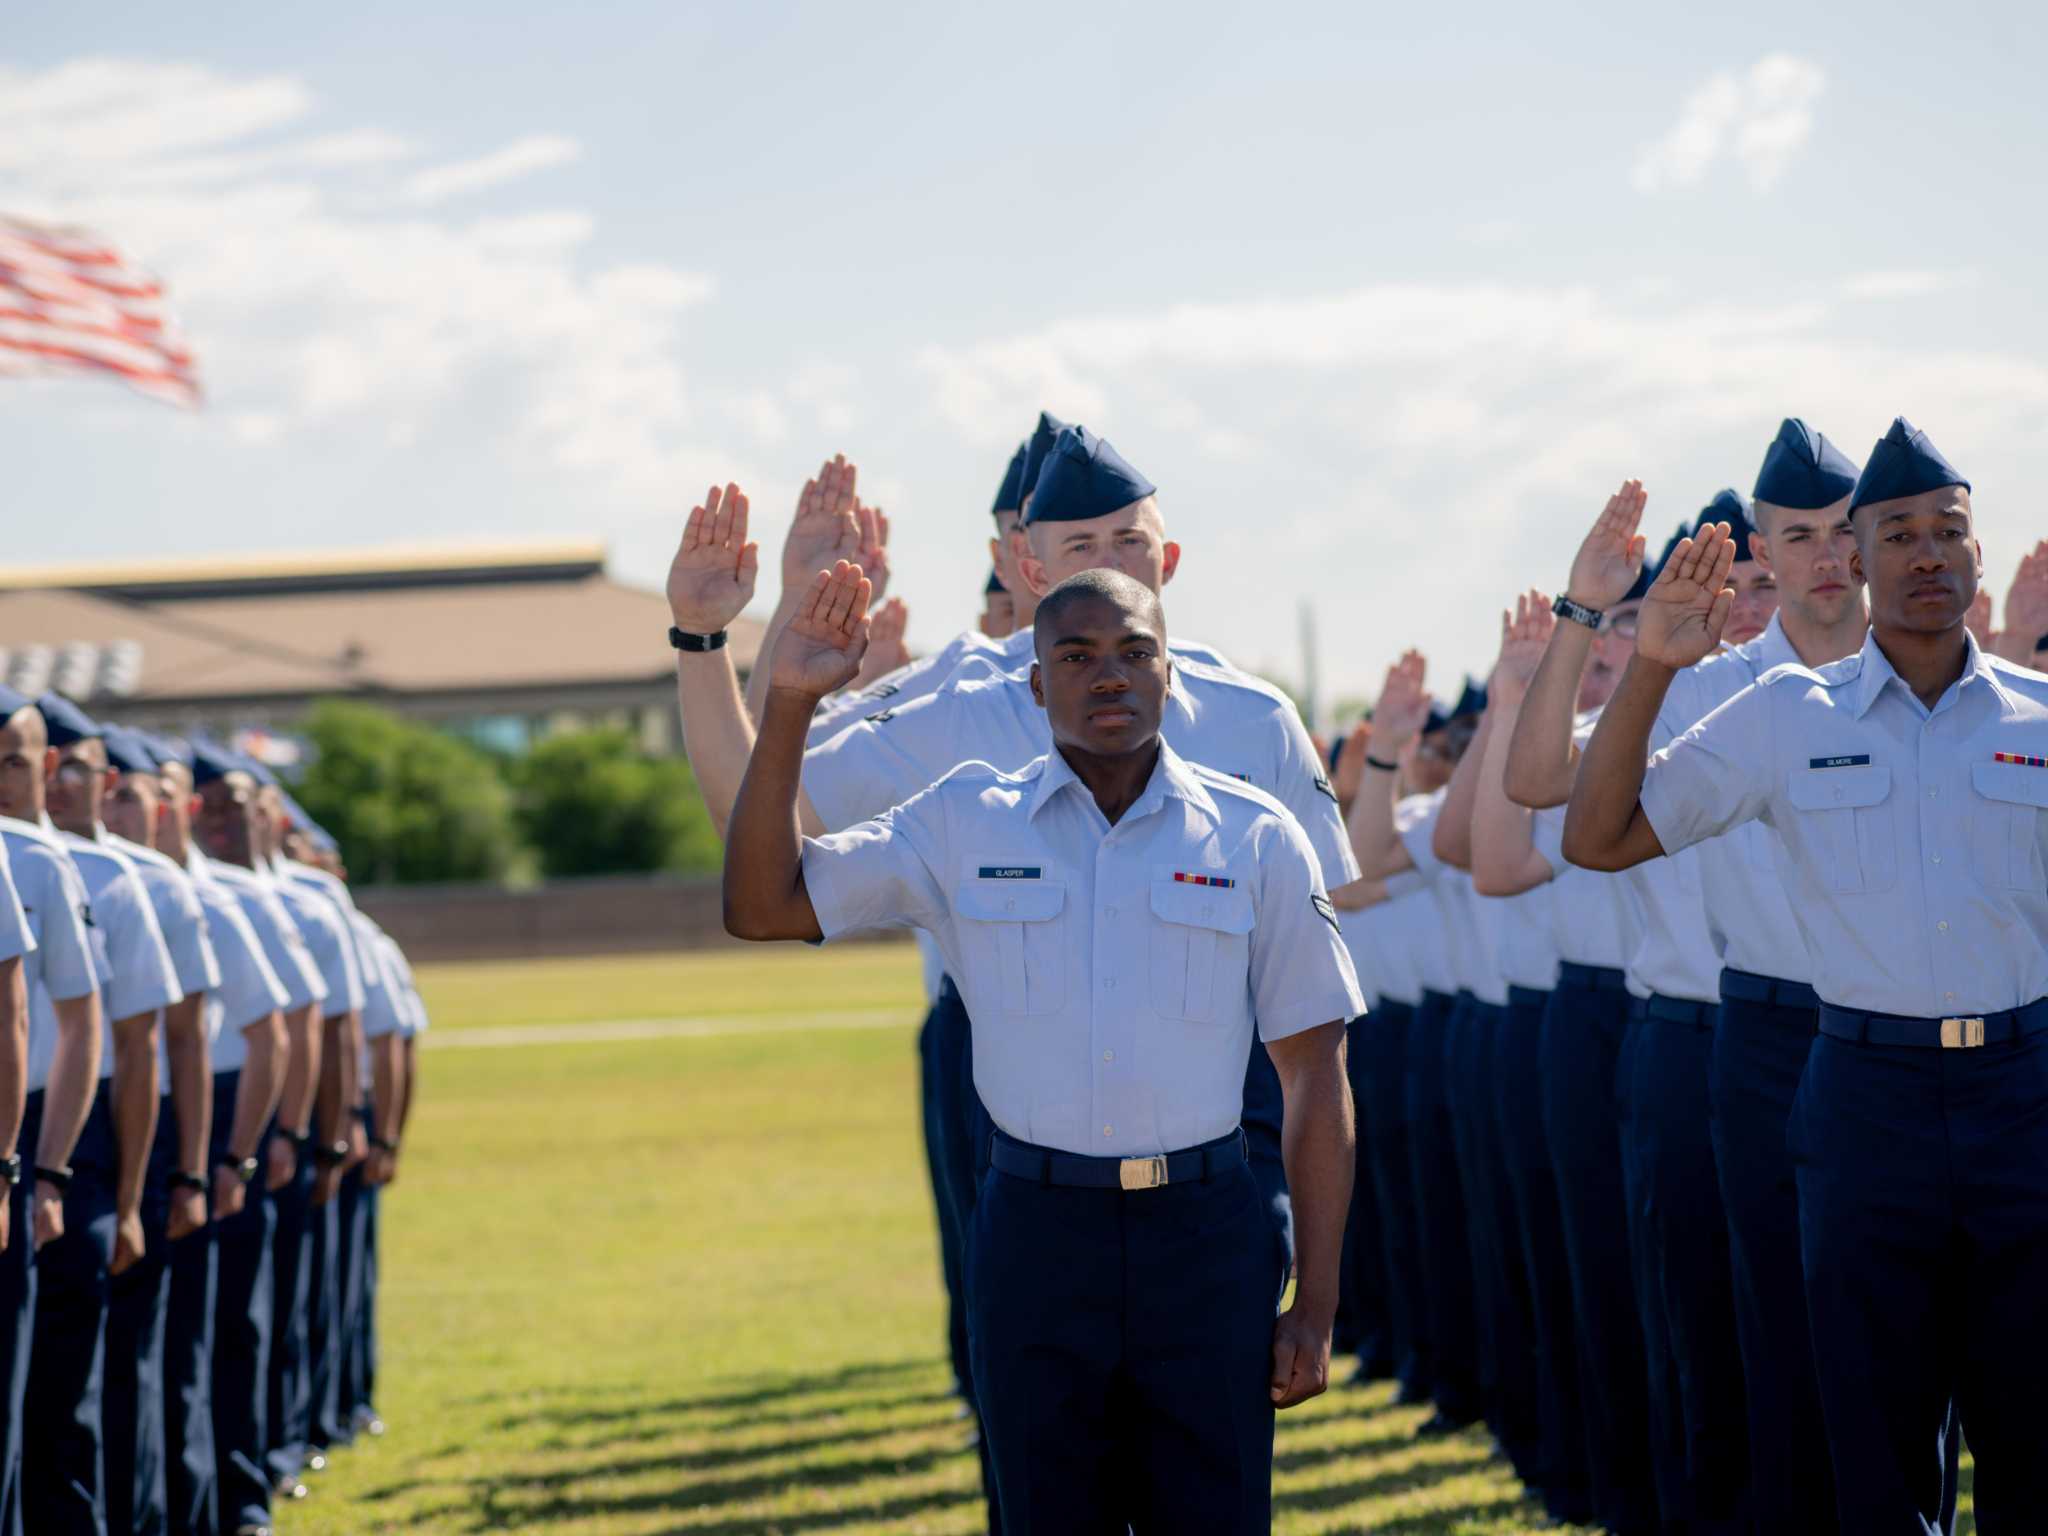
[1567,480,1648,608]
[1637,524,1736,669]
[2004,540,2048,648]
[667,484,758,633]
[770,561,872,698]
[781,456,862,590]
[1493,589,1554,701]
[1373,650,1431,747]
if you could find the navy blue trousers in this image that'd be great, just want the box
[1405,989,1481,1425]
[301,1175,343,1454]
[327,1163,369,1439]
[1711,974,1838,1534]
[105,1101,180,1536]
[1793,1022,2048,1534]
[1355,1001,1427,1396]
[208,1074,274,1534]
[1626,998,1749,1532]
[163,1190,217,1536]
[263,1144,317,1486]
[970,1132,1283,1535]
[3,1093,51,1536]
[917,1005,973,1403]
[1498,987,1593,1526]
[1540,967,1656,1535]
[1337,1018,1392,1376]
[343,1175,377,1428]
[24,1088,118,1536]
[1617,1005,1686,1529]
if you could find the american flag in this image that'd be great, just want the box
[0,215,201,408]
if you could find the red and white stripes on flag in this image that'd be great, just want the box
[0,215,201,408]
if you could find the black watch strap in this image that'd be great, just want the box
[313,1139,351,1168]
[169,1170,208,1194]
[0,1155,19,1187]
[34,1163,73,1192]
[1363,754,1401,773]
[668,626,728,653]
[217,1155,259,1185]
[369,1135,399,1155]
[1552,594,1604,631]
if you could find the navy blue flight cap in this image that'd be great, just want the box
[992,444,1028,519]
[1024,425,1157,526]
[1624,528,1688,603]
[1754,418,1860,510]
[102,726,159,776]
[1692,488,1756,563]
[189,738,253,788]
[1848,416,1971,516]
[146,733,193,770]
[1451,678,1488,719]
[0,685,31,722]
[1419,701,1454,736]
[1017,411,1069,510]
[985,567,1006,595]
[37,693,102,748]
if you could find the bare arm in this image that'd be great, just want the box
[1266,1019,1353,1410]
[368,1030,405,1179]
[669,483,826,838]
[1474,593,1565,896]
[1348,650,1429,879]
[1430,705,1494,871]
[37,991,102,1195]
[741,457,864,722]
[163,994,209,1178]
[0,957,23,1168]
[1564,525,1737,871]
[214,1008,286,1223]
[399,1037,417,1142]
[725,564,874,942]
[1506,480,1648,809]
[109,1010,161,1270]
[1328,877,1390,912]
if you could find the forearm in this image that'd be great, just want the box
[1505,624,1592,808]
[399,1038,418,1141]
[724,689,824,941]
[1431,708,1495,870]
[164,995,211,1176]
[1562,656,1674,869]
[110,1015,161,1220]
[276,1003,322,1135]
[36,997,102,1170]
[315,1011,350,1142]
[1347,758,1413,880]
[678,649,765,839]
[370,1034,404,1146]
[0,961,24,1158]
[231,1015,286,1156]
[1275,1030,1354,1323]
[1472,696,1551,895]
[1328,877,1389,912]
[740,594,807,722]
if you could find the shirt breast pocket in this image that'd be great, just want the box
[952,880,1067,1015]
[1969,763,2048,892]
[1785,765,1896,893]
[1149,878,1253,1023]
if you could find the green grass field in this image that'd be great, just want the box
[278,944,1971,1535]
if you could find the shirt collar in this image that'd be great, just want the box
[1850,626,2002,719]
[1026,736,1218,825]
[1751,612,1801,675]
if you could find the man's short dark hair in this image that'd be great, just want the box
[1032,570,1166,653]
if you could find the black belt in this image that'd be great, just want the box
[1557,962,1628,994]
[1507,985,1551,1011]
[990,1127,1247,1191]
[1631,993,1716,1028]
[1818,1000,2048,1051]
[1720,967,1820,1011]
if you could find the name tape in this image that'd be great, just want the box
[977,866,1041,880]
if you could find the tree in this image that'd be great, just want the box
[296,700,523,886]
[511,727,723,879]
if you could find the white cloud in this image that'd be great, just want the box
[1633,54,1825,193]
[400,134,581,206]
[1844,269,1977,299]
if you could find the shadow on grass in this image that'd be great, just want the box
[391,1355,1591,1534]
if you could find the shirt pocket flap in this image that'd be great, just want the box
[1786,763,1890,811]
[1149,880,1254,934]
[1971,761,2048,808]
[954,880,1066,923]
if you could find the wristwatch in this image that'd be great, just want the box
[312,1139,352,1168]
[668,626,728,653]
[169,1170,208,1195]
[0,1155,19,1187]
[35,1163,74,1193]
[217,1154,259,1186]
[1552,594,1604,631]
[369,1136,400,1155]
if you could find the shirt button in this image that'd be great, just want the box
[1104,977,1116,990]
[1946,991,1957,1002]
[1937,921,1949,932]
[1932,853,1942,865]
[1103,1050,1114,1063]
[1928,788,1939,798]
[1103,1124,1113,1137]
[1005,899,1016,912]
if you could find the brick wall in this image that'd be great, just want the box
[351,873,764,962]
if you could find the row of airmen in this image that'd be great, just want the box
[662,408,2047,1534]
[0,690,426,1536]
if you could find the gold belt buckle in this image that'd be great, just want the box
[1118,1155,1168,1191]
[1940,1017,1986,1049]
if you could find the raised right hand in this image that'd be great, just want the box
[1567,480,1649,609]
[769,561,873,700]
[1492,589,1555,704]
[667,484,760,633]
[780,456,862,591]
[1636,523,1737,669]
[1371,650,1431,752]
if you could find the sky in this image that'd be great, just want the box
[5,0,2047,715]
